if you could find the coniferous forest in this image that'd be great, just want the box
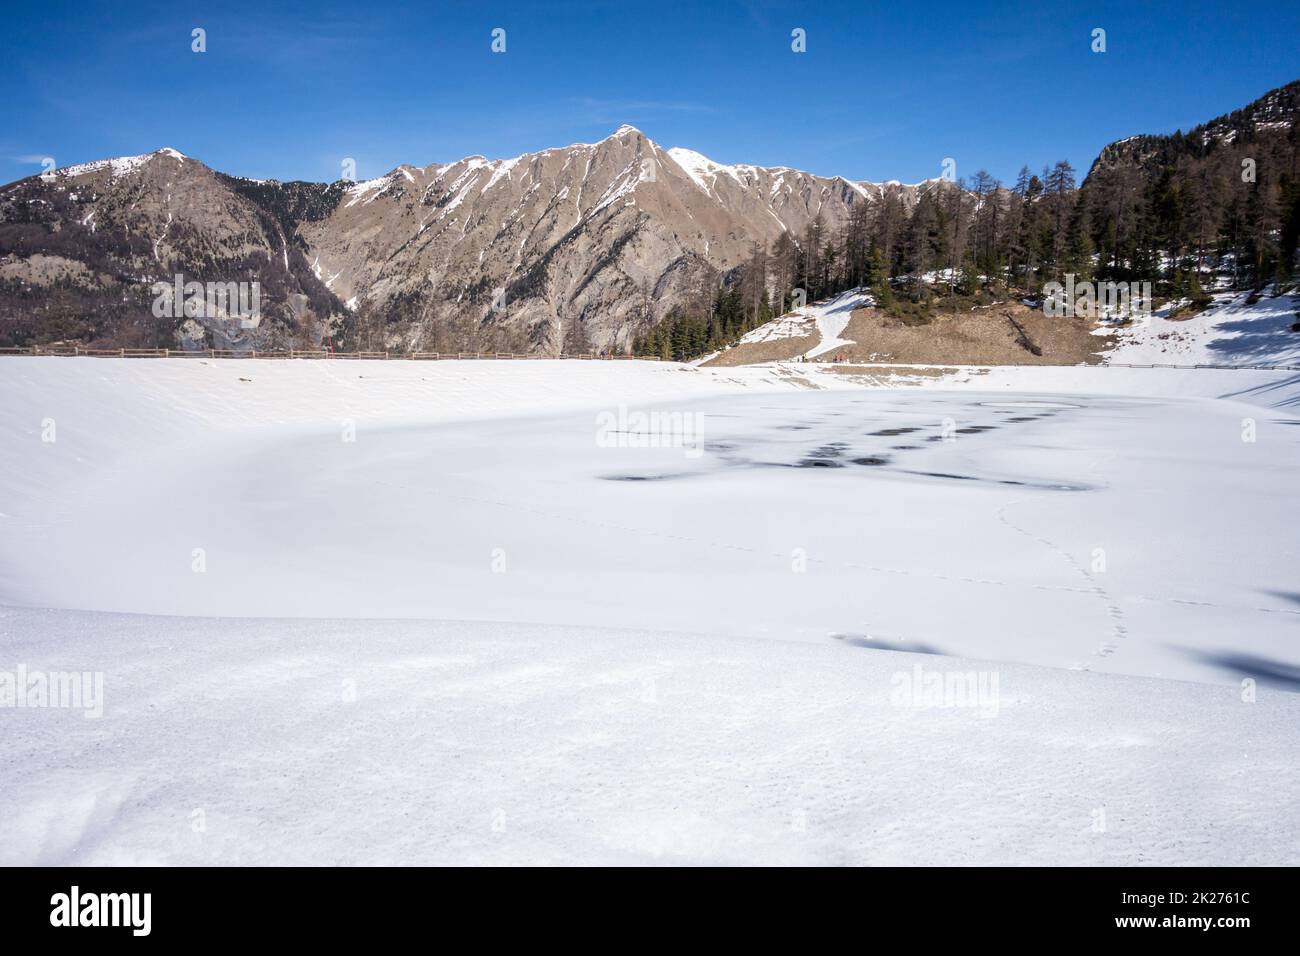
[634,82,1300,361]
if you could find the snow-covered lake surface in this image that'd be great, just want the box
[2,354,1299,864]
[4,605,1296,866]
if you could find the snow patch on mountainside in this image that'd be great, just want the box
[804,288,870,358]
[737,313,814,344]
[481,157,519,193]
[667,147,743,195]
[1099,289,1300,367]
[344,175,397,208]
[56,147,187,180]
[733,289,871,357]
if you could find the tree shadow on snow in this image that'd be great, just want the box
[1216,372,1300,409]
[1263,590,1300,607]
[1204,296,1300,365]
[1180,648,1300,692]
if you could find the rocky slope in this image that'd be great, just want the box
[0,149,346,349]
[0,128,926,352]
[1086,79,1300,181]
[5,77,1294,354]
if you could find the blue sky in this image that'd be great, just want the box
[3,0,1297,187]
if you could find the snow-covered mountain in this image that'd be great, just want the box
[295,125,915,353]
[0,128,933,352]
[5,77,1295,355]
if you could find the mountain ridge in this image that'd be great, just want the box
[2,125,930,351]
[2,79,1297,353]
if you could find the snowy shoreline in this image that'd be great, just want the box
[4,605,1297,866]
[2,350,1298,865]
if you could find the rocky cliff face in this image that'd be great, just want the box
[300,126,926,353]
[0,149,346,349]
[6,79,1298,353]
[1086,80,1300,182]
[0,126,925,352]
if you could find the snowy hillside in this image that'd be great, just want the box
[803,289,869,358]
[728,289,871,358]
[1100,289,1300,367]
[725,287,1300,370]
[2,356,1299,864]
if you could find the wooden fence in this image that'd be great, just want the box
[810,359,1300,372]
[0,346,660,361]
[0,346,1295,372]
[1098,362,1300,371]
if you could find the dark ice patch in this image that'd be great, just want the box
[832,633,944,655]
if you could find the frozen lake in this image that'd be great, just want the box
[4,383,1297,687]
[2,357,1298,865]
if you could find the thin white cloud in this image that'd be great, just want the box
[570,98,720,124]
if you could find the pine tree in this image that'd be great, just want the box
[867,245,893,304]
